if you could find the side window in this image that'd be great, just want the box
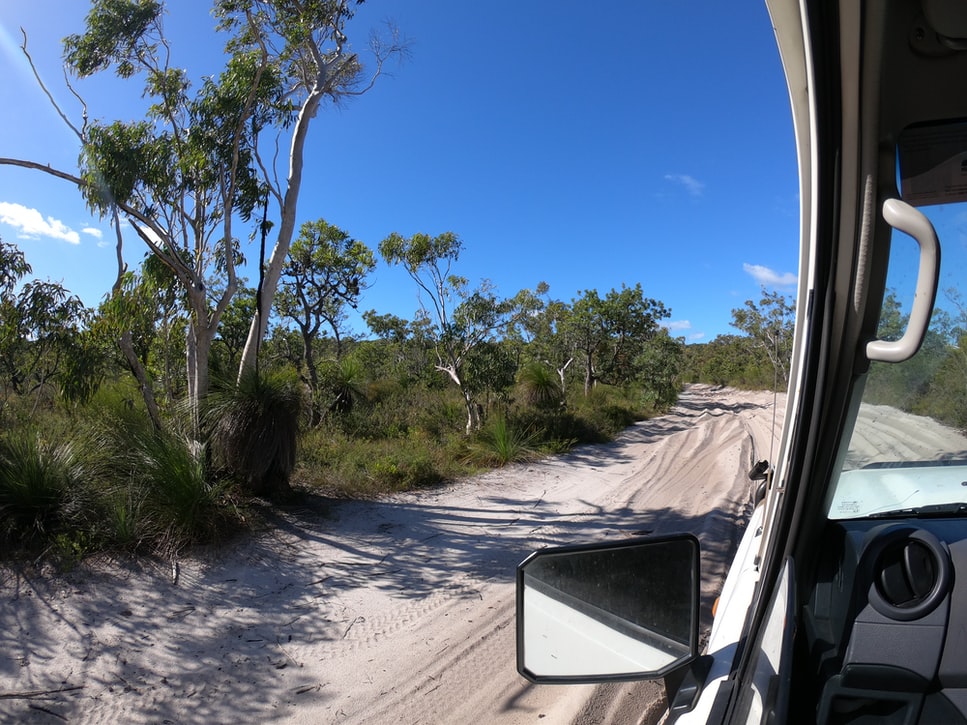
[829,123,967,520]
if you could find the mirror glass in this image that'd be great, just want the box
[518,535,698,682]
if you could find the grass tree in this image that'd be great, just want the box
[204,367,302,499]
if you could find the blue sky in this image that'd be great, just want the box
[0,0,800,343]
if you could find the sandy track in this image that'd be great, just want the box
[1,385,783,724]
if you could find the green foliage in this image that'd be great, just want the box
[379,230,545,432]
[58,330,107,407]
[214,287,257,368]
[205,367,304,498]
[572,387,641,438]
[79,396,234,551]
[518,362,562,409]
[0,240,91,410]
[296,428,450,496]
[464,417,538,467]
[0,238,31,296]
[0,431,84,546]
[568,283,671,393]
[277,219,376,418]
[63,0,163,78]
[683,334,770,388]
[81,120,173,211]
[636,330,685,407]
[730,288,795,387]
[463,341,516,400]
[863,293,967,431]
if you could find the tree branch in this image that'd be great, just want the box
[19,30,83,142]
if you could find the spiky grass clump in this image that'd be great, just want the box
[517,362,562,409]
[0,431,85,547]
[464,417,538,467]
[83,397,236,553]
[205,367,303,499]
[129,432,226,548]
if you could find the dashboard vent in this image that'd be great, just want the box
[870,529,950,621]
[877,540,936,608]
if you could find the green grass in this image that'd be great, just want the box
[463,417,539,467]
[80,393,243,554]
[295,427,460,497]
[0,431,84,546]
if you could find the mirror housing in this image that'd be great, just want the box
[516,534,700,683]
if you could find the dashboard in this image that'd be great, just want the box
[801,516,967,723]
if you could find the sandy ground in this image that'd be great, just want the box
[1,385,784,725]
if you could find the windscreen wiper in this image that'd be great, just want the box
[868,502,967,519]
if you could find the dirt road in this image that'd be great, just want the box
[1,385,783,724]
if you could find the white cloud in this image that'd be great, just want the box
[743,263,797,287]
[663,319,692,332]
[0,202,80,245]
[82,226,111,248]
[688,332,706,342]
[664,173,705,197]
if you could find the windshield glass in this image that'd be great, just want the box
[828,135,967,519]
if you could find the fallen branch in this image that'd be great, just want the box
[0,685,84,699]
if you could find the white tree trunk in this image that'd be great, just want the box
[237,86,326,380]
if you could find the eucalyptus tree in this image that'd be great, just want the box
[520,296,577,398]
[569,284,671,395]
[226,2,407,378]
[635,329,685,408]
[0,264,89,410]
[0,239,30,300]
[1,0,405,424]
[362,310,436,384]
[730,288,796,387]
[379,231,542,433]
[96,271,166,430]
[276,219,375,408]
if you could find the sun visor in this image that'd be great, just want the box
[898,121,967,206]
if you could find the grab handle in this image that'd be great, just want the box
[866,198,940,363]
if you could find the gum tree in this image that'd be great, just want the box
[569,284,671,395]
[1,0,405,424]
[379,231,543,433]
[0,239,89,412]
[731,288,796,388]
[276,218,375,419]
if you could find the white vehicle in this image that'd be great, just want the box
[517,0,967,722]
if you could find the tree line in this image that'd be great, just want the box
[0,224,693,559]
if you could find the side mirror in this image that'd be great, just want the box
[517,534,700,683]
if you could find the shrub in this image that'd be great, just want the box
[517,362,562,409]
[464,416,538,467]
[74,394,242,553]
[0,431,85,547]
[205,367,303,499]
[295,427,454,497]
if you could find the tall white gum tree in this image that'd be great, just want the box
[0,0,405,424]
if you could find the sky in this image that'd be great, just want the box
[0,0,801,344]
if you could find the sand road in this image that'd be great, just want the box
[1,385,783,724]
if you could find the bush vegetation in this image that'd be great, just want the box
[0,313,680,563]
[2,233,796,567]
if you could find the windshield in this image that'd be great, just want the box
[828,128,967,520]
